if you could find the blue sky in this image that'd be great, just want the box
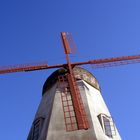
[0,0,140,139]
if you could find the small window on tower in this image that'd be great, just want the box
[32,117,44,140]
[98,114,116,138]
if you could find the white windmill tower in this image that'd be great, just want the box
[27,66,121,140]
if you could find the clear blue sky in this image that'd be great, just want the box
[0,0,140,139]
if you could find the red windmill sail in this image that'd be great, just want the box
[61,32,89,129]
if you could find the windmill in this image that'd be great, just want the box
[0,32,140,140]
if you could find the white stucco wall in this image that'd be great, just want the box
[28,80,122,140]
[82,81,122,140]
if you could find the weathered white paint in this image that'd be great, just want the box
[82,80,121,140]
[27,79,122,140]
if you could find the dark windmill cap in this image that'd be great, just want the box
[42,67,100,96]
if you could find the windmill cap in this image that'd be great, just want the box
[42,67,100,96]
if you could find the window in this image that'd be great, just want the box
[98,114,116,138]
[32,117,44,140]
